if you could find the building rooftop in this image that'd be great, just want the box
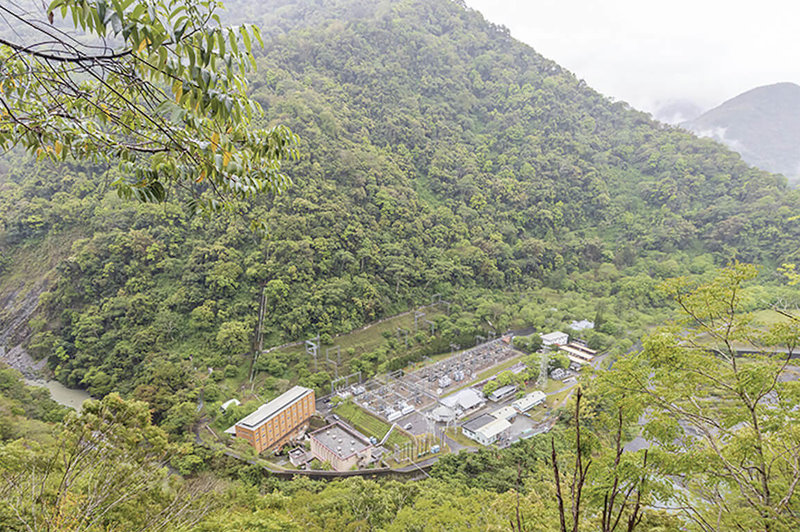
[541,331,568,343]
[477,417,512,439]
[567,342,597,355]
[221,398,240,411]
[513,391,546,411]
[559,345,595,364]
[431,404,456,419]
[489,384,517,399]
[237,386,313,429]
[569,320,595,331]
[491,406,517,420]
[442,388,485,411]
[462,413,496,433]
[311,422,372,460]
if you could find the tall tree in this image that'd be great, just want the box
[606,264,800,531]
[0,393,219,531]
[0,0,297,225]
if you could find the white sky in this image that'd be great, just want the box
[465,0,800,117]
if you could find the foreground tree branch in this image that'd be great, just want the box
[0,0,298,228]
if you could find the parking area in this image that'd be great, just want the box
[507,413,540,441]
[394,410,431,436]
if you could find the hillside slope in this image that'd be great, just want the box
[684,82,800,183]
[1,0,798,415]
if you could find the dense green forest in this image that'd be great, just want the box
[2,0,800,529]
[2,0,797,414]
[1,265,797,530]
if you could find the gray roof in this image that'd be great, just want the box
[462,414,496,433]
[513,391,546,411]
[541,331,568,342]
[489,385,517,399]
[477,417,512,439]
[442,388,485,410]
[237,386,313,429]
[311,422,371,459]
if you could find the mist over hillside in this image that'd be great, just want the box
[652,99,704,125]
[683,82,800,184]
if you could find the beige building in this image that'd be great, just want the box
[310,422,373,471]
[229,386,315,453]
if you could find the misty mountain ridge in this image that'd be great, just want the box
[652,99,705,125]
[683,82,800,184]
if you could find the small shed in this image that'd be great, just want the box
[220,398,241,412]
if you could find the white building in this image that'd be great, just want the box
[475,417,512,445]
[462,414,511,446]
[491,405,517,421]
[488,384,517,402]
[441,388,486,417]
[540,331,569,347]
[513,391,546,412]
[220,398,240,412]
[430,404,456,423]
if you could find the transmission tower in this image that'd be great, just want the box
[414,311,425,332]
[538,351,549,387]
[305,334,320,372]
[397,327,409,348]
[423,319,436,335]
[326,346,341,378]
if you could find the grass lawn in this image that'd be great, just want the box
[266,308,448,372]
[334,401,411,448]
[524,408,547,422]
[546,387,575,409]
[752,309,800,326]
[444,427,479,448]
[542,378,567,394]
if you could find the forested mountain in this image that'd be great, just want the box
[1,0,798,410]
[3,1,800,530]
[684,82,800,183]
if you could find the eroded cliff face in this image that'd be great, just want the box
[0,279,48,377]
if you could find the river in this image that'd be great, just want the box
[24,378,92,410]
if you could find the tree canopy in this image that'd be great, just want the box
[0,0,298,224]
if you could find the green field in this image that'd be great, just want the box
[752,309,800,327]
[334,400,411,448]
[268,307,447,368]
